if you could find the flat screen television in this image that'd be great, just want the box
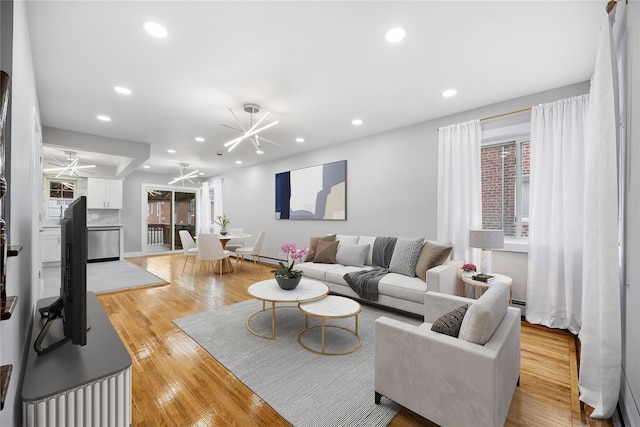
[34,196,88,355]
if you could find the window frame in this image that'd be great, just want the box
[44,176,78,219]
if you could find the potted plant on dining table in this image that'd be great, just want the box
[271,243,312,290]
[214,214,231,236]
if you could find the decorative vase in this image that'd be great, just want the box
[219,229,228,236]
[275,275,302,290]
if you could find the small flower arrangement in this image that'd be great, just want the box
[214,215,231,229]
[462,263,477,273]
[271,242,312,279]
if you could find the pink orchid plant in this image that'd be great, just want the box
[271,243,312,279]
[462,263,477,273]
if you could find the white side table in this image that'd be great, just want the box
[461,273,513,304]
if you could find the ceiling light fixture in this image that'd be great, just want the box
[296,138,305,143]
[221,103,282,153]
[143,165,150,169]
[167,149,176,154]
[114,86,132,95]
[352,119,363,126]
[43,151,96,177]
[97,115,111,122]
[195,137,205,142]
[143,21,168,38]
[169,163,199,186]
[442,89,458,98]
[385,27,406,43]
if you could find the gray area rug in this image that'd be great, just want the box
[42,260,168,298]
[173,299,422,427]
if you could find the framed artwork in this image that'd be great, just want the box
[275,160,346,220]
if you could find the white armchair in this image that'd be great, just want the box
[374,282,520,427]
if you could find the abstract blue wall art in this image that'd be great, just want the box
[275,160,346,220]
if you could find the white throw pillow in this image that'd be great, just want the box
[336,234,360,245]
[458,282,510,345]
[335,244,370,267]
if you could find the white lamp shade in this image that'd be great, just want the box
[469,229,504,249]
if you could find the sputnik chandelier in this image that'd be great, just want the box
[43,151,96,177]
[221,103,282,154]
[169,163,199,186]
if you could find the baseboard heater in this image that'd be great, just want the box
[511,299,527,319]
[23,367,131,427]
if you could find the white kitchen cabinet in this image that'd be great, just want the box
[87,178,123,209]
[41,228,61,263]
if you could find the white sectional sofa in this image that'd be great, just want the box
[295,234,464,316]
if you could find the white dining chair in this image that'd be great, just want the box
[225,228,245,252]
[235,230,266,269]
[178,230,198,272]
[197,233,234,276]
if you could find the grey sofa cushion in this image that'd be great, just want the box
[388,237,424,277]
[335,244,370,267]
[431,304,468,337]
[458,282,510,345]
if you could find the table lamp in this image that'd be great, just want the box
[469,229,504,274]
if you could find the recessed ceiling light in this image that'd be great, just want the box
[114,86,131,95]
[385,27,406,43]
[195,137,205,142]
[256,149,264,155]
[235,160,242,164]
[143,21,168,38]
[352,119,363,126]
[167,149,176,154]
[143,165,150,169]
[198,172,204,176]
[296,137,305,143]
[442,89,458,98]
[97,115,111,122]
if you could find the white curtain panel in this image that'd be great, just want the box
[579,4,625,418]
[526,94,589,334]
[437,120,482,265]
[212,177,224,234]
[198,181,211,235]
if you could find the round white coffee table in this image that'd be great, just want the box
[246,278,329,340]
[298,295,362,356]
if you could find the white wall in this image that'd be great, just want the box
[621,2,640,425]
[216,82,589,302]
[0,1,41,424]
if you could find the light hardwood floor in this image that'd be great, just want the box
[97,254,613,426]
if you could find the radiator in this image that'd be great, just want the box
[23,367,131,427]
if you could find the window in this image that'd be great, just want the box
[46,178,77,218]
[481,138,530,239]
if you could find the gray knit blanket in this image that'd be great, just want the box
[343,237,396,301]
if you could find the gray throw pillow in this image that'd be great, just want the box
[388,237,424,277]
[431,305,468,337]
[335,244,370,267]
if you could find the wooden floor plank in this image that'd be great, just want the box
[96,254,612,426]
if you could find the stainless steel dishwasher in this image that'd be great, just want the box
[87,227,120,262]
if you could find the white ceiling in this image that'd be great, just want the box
[26,1,604,177]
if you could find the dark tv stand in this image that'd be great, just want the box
[33,297,92,355]
[22,292,132,426]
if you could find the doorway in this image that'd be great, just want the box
[145,187,198,254]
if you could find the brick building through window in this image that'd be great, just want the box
[481,139,530,238]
